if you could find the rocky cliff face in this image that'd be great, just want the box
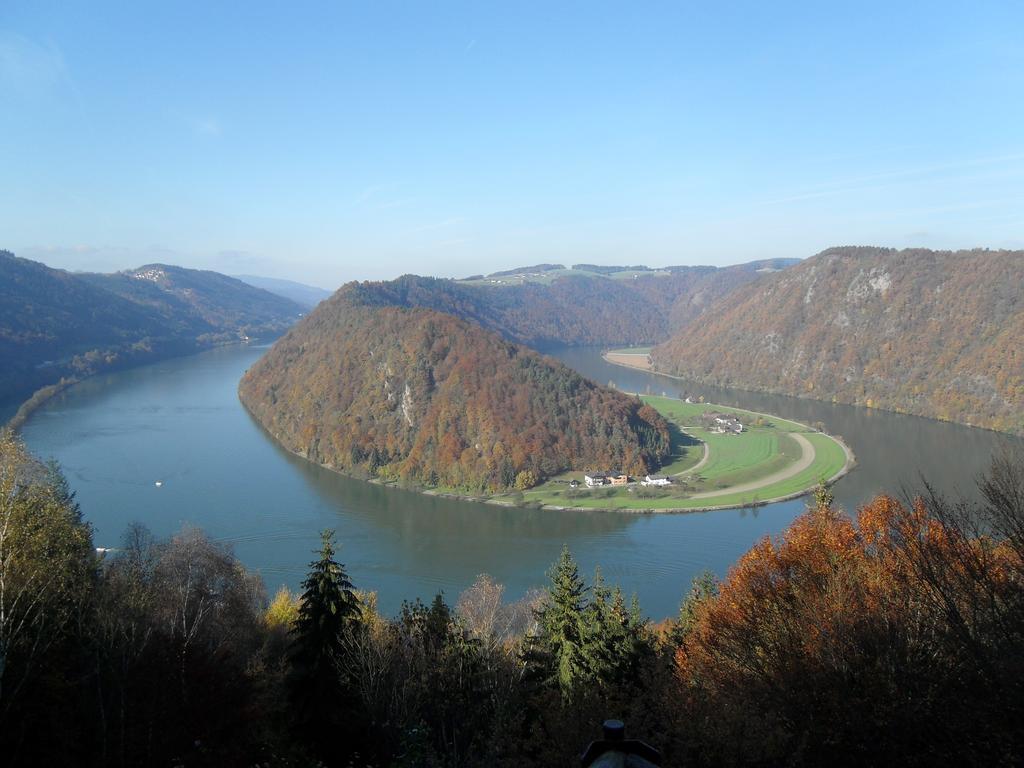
[652,247,1024,434]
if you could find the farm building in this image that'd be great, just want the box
[642,475,672,487]
[702,411,744,434]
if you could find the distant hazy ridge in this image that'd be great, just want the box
[0,250,304,406]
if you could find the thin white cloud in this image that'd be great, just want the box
[757,152,1024,207]
[435,237,470,248]
[354,182,402,204]
[193,117,223,137]
[0,33,69,98]
[409,217,464,233]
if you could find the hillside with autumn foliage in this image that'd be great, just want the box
[652,247,1024,435]
[238,286,671,491]
[340,259,794,349]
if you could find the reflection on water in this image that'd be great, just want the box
[20,343,1022,619]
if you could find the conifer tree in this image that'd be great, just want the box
[671,570,719,647]
[583,567,614,685]
[584,571,647,688]
[526,545,590,699]
[287,529,361,763]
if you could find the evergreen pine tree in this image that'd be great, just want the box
[671,570,718,647]
[525,545,590,699]
[583,567,614,686]
[585,574,647,689]
[287,529,361,763]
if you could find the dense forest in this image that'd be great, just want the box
[3,429,1022,767]
[0,251,304,409]
[336,259,793,349]
[653,247,1024,435]
[239,289,671,491]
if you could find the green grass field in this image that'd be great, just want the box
[507,395,851,511]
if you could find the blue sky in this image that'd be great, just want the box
[2,1,1022,288]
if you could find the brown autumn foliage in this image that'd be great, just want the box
[334,261,786,350]
[239,290,671,491]
[653,246,1024,435]
[672,466,1024,767]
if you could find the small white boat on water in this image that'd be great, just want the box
[155,481,163,487]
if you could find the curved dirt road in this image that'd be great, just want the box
[688,433,816,500]
[673,442,709,477]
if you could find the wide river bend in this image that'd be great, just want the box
[18,344,1021,618]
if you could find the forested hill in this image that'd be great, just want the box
[0,251,304,406]
[238,289,671,491]
[79,264,305,329]
[335,258,795,348]
[652,247,1024,435]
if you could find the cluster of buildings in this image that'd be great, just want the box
[702,411,744,434]
[572,473,673,488]
[582,472,629,487]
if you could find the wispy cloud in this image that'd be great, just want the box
[0,33,71,99]
[757,152,1024,207]
[409,217,464,233]
[354,182,401,205]
[464,39,476,53]
[193,117,223,137]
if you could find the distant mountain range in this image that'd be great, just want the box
[9,244,1019,443]
[0,250,304,408]
[342,259,795,349]
[239,284,671,491]
[652,247,1024,435]
[233,274,334,308]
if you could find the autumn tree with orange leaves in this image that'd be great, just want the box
[672,456,1024,768]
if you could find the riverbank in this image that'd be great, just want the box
[602,349,1024,439]
[511,394,855,513]
[604,350,653,370]
[21,341,1006,622]
[244,384,854,515]
[5,337,277,433]
[4,377,80,432]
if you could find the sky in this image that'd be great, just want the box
[2,1,1022,289]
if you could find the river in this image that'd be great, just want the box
[19,343,1021,619]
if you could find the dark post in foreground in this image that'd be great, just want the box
[581,719,662,767]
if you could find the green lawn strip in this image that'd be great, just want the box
[660,433,848,509]
[689,430,775,483]
[693,432,801,489]
[657,444,703,475]
[639,395,808,433]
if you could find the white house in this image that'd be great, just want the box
[584,473,608,487]
[642,475,673,487]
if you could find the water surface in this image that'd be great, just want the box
[21,344,1020,618]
